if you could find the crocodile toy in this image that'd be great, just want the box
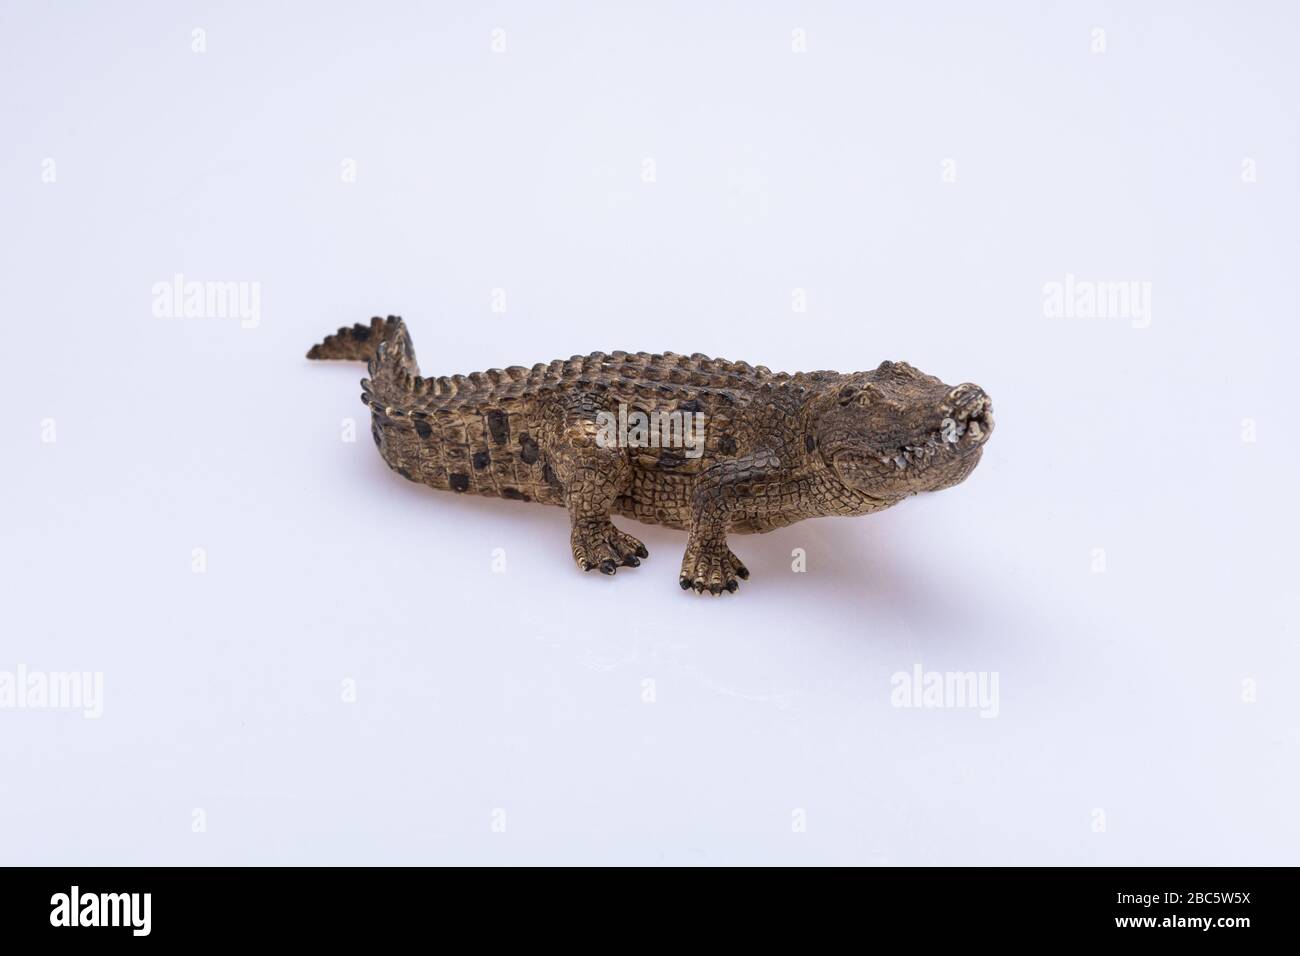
[308,316,994,594]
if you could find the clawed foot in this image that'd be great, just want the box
[679,542,749,595]
[571,520,648,575]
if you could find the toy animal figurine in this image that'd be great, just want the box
[308,316,994,594]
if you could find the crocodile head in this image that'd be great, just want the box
[815,360,993,501]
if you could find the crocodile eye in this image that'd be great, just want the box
[840,384,880,407]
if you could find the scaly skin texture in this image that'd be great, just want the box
[308,316,995,594]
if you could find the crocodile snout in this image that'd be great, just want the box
[944,384,994,444]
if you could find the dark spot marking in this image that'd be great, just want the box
[542,461,562,489]
[372,424,382,448]
[472,450,491,470]
[449,473,470,493]
[519,433,540,465]
[487,410,509,445]
[351,324,372,342]
[719,435,737,455]
[501,487,529,501]
[805,434,816,453]
[414,419,433,440]
[397,467,415,481]
[678,398,704,414]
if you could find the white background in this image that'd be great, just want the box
[3,1,1297,865]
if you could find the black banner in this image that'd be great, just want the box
[0,867,1290,943]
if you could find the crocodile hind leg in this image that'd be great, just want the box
[542,394,648,575]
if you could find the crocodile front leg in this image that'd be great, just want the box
[542,394,648,576]
[679,451,785,594]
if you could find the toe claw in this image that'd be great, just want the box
[725,580,738,592]
[735,565,750,580]
[573,521,646,578]
[680,577,692,590]
[635,544,649,558]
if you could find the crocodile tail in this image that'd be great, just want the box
[309,315,421,405]
[307,315,416,368]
